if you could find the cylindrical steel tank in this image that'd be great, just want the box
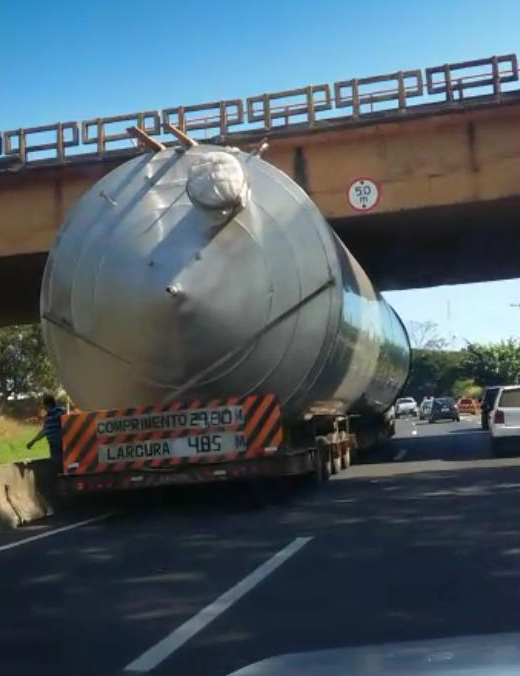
[41,144,410,417]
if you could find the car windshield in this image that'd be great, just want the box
[435,398,453,406]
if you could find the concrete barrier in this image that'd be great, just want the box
[0,459,56,528]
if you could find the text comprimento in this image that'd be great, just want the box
[96,406,244,436]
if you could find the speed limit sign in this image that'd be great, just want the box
[347,178,380,212]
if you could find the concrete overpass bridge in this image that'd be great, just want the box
[1,54,519,326]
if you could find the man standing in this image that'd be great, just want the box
[27,393,64,461]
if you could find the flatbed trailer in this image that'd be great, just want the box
[57,394,366,494]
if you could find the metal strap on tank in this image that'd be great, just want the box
[42,312,135,366]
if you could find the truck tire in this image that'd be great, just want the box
[311,446,331,483]
[332,446,342,474]
[341,445,351,469]
[323,447,332,480]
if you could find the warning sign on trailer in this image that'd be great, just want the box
[347,178,380,212]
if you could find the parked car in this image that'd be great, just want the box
[481,386,502,430]
[419,399,433,420]
[395,397,418,418]
[489,385,520,455]
[457,397,479,415]
[428,397,460,423]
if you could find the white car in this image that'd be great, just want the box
[395,397,418,418]
[419,399,433,420]
[489,384,520,455]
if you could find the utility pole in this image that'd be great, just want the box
[510,303,520,335]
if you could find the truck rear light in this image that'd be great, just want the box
[494,409,505,424]
[76,480,85,491]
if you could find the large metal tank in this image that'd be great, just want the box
[41,144,410,417]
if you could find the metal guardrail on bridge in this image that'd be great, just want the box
[0,54,518,167]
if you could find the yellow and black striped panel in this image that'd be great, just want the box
[61,395,283,474]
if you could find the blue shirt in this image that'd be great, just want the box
[43,406,64,453]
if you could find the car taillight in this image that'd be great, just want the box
[494,409,505,424]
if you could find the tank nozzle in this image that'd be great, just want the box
[166,284,182,299]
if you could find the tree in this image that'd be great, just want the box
[461,339,520,386]
[451,377,482,400]
[407,320,450,351]
[0,325,59,411]
[404,348,463,402]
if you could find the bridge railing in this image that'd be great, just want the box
[426,54,518,100]
[1,53,518,166]
[81,111,161,154]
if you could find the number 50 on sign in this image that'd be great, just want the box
[347,178,380,212]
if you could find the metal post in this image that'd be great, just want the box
[444,64,454,103]
[219,101,227,136]
[56,122,64,161]
[97,119,105,155]
[263,93,271,130]
[307,86,315,126]
[351,80,359,118]
[18,129,26,163]
[177,107,186,134]
[491,55,500,101]
[397,71,406,111]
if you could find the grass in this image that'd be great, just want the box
[0,416,50,465]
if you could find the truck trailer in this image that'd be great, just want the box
[40,138,410,492]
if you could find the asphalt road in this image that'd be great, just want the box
[2,416,520,676]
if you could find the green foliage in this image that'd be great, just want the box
[461,339,520,386]
[0,417,47,464]
[405,349,463,401]
[404,340,520,403]
[0,325,59,409]
[451,377,482,400]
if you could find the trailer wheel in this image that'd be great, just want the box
[341,445,351,469]
[312,446,331,482]
[332,446,342,474]
[311,448,322,482]
[323,448,332,480]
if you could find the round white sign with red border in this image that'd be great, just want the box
[347,177,380,212]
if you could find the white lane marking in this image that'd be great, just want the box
[0,513,115,553]
[124,536,313,673]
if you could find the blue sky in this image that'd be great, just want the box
[1,0,519,344]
